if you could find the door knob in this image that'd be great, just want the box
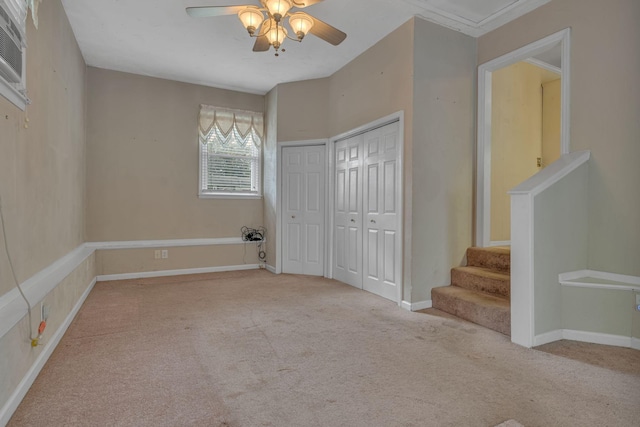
[292,215,296,218]
[350,219,355,223]
[370,219,376,223]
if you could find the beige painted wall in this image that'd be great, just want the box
[542,78,561,166]
[0,0,86,294]
[533,163,589,335]
[0,0,91,414]
[479,0,640,276]
[97,245,259,276]
[276,78,329,142]
[328,19,415,300]
[491,62,543,242]
[410,18,476,302]
[86,68,265,244]
[270,18,475,303]
[271,18,476,303]
[328,21,414,139]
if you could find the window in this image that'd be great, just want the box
[198,105,264,198]
[0,0,30,109]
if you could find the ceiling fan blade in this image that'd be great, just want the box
[291,0,324,8]
[253,35,270,52]
[186,6,249,18]
[305,13,346,46]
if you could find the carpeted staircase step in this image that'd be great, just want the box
[466,246,510,273]
[431,286,510,336]
[451,266,510,298]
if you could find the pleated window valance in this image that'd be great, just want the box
[198,105,264,147]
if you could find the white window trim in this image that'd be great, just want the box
[0,0,29,110]
[197,106,263,199]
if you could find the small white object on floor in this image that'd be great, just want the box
[495,420,525,427]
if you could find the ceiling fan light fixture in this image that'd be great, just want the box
[238,6,264,36]
[264,0,293,22]
[288,12,313,40]
[264,18,287,49]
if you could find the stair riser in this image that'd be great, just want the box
[466,248,510,273]
[451,269,510,298]
[432,289,510,336]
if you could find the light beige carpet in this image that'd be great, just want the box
[9,270,640,426]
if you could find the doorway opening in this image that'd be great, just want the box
[476,28,571,247]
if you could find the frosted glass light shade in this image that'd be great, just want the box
[288,12,313,40]
[238,6,264,35]
[264,19,287,47]
[264,0,293,20]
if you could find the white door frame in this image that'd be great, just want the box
[276,139,328,274]
[476,28,571,247]
[327,111,405,306]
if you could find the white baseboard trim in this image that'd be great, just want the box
[533,329,564,346]
[266,264,276,274]
[562,329,633,348]
[534,328,638,349]
[0,277,97,427]
[401,300,432,312]
[96,264,260,282]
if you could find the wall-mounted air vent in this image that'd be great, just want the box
[0,2,22,83]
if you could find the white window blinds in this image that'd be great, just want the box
[3,0,26,39]
[198,105,264,196]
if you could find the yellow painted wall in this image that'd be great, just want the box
[490,62,543,242]
[542,78,561,166]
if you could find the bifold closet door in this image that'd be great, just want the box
[333,134,363,288]
[333,121,401,302]
[282,146,325,276]
[362,122,401,301]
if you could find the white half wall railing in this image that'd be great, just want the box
[509,150,590,348]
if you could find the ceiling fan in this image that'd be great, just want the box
[186,0,347,56]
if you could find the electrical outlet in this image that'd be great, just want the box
[154,250,161,259]
[161,250,168,259]
[41,303,50,321]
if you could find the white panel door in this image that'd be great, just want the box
[282,146,325,276]
[333,135,363,288]
[362,122,401,301]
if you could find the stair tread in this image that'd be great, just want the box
[433,285,510,305]
[466,247,510,272]
[468,246,510,255]
[453,266,510,280]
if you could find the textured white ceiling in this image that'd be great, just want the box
[60,0,551,94]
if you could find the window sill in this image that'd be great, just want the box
[199,193,263,200]
[0,78,28,110]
